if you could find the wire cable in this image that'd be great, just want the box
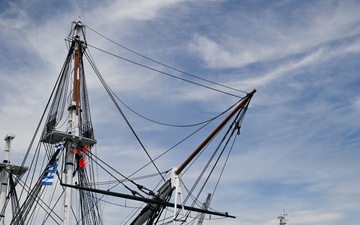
[123,99,240,179]
[87,43,243,98]
[85,24,248,94]
[110,89,234,128]
[84,50,166,182]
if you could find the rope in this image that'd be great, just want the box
[84,50,166,182]
[85,24,248,94]
[87,43,243,98]
[110,90,235,128]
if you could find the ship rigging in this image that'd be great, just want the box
[0,21,255,225]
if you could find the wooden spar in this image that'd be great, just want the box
[60,183,235,218]
[73,36,80,115]
[175,89,256,175]
[73,21,83,115]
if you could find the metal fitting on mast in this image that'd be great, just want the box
[3,134,15,163]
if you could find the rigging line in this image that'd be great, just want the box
[84,50,165,182]
[191,123,238,208]
[1,176,20,217]
[20,59,65,167]
[10,176,63,224]
[78,146,146,198]
[180,181,203,210]
[69,201,80,225]
[179,115,237,217]
[180,139,215,208]
[207,95,252,213]
[211,133,238,205]
[111,88,227,128]
[123,99,241,179]
[73,186,102,225]
[42,182,66,224]
[181,96,247,179]
[181,140,210,177]
[30,181,61,225]
[94,170,169,186]
[65,178,105,225]
[120,197,148,225]
[85,24,248,94]
[82,190,142,209]
[18,142,43,204]
[87,43,243,98]
[127,120,210,179]
[71,151,148,211]
[18,48,74,201]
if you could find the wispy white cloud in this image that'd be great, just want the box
[0,4,28,31]
[0,1,360,225]
[291,210,344,224]
[104,0,181,21]
[188,0,360,70]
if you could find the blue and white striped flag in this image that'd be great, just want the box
[54,142,64,151]
[41,142,64,186]
[41,164,59,186]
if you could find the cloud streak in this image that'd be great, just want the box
[0,0,360,225]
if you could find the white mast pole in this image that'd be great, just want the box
[0,134,15,224]
[63,21,82,225]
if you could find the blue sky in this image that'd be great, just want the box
[0,0,360,225]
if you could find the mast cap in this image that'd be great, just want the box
[4,134,15,141]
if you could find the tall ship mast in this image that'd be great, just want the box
[0,21,256,225]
